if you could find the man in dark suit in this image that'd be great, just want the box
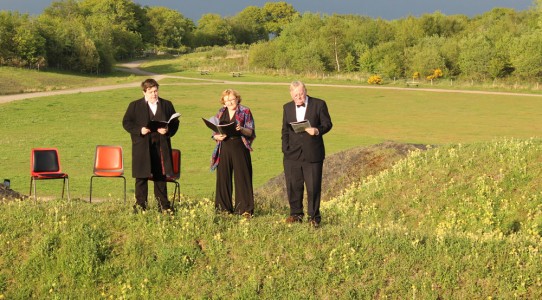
[282,81,333,227]
[122,79,179,212]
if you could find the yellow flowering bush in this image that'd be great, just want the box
[367,75,382,85]
[427,68,443,80]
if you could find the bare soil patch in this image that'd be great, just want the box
[0,183,28,201]
[255,141,429,212]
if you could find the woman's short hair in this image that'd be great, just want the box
[220,89,242,104]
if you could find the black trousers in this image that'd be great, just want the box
[283,158,323,222]
[215,137,254,214]
[134,141,171,211]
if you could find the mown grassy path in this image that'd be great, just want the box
[2,61,541,104]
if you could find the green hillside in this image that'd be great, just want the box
[2,138,542,298]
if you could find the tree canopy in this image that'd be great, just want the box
[1,0,541,82]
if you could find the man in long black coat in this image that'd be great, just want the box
[123,79,179,212]
[282,81,332,227]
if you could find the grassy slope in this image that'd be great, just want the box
[2,139,542,298]
[0,67,147,95]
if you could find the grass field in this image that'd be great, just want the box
[2,62,542,298]
[1,80,541,200]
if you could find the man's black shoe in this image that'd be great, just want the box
[285,215,303,223]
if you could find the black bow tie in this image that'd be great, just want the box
[296,103,305,108]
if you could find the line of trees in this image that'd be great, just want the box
[0,0,297,73]
[1,0,541,81]
[249,2,542,81]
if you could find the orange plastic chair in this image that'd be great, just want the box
[90,145,126,203]
[30,148,70,201]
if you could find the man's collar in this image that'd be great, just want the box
[296,96,309,108]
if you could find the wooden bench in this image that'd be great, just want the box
[231,72,241,77]
[199,70,210,75]
[406,81,419,87]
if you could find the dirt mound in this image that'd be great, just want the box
[0,183,28,201]
[256,141,430,212]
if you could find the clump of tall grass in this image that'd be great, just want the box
[325,137,542,247]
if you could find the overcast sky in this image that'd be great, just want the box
[1,0,535,21]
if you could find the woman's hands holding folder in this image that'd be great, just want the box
[214,134,226,141]
[236,124,253,137]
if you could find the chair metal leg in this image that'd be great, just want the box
[176,182,180,204]
[67,177,70,201]
[61,178,66,199]
[30,177,37,202]
[171,181,180,209]
[90,176,94,203]
[122,176,126,204]
[29,176,70,201]
[64,177,70,201]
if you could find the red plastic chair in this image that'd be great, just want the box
[149,149,181,208]
[168,149,181,207]
[90,145,126,203]
[30,148,70,201]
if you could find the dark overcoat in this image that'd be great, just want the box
[122,97,179,178]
